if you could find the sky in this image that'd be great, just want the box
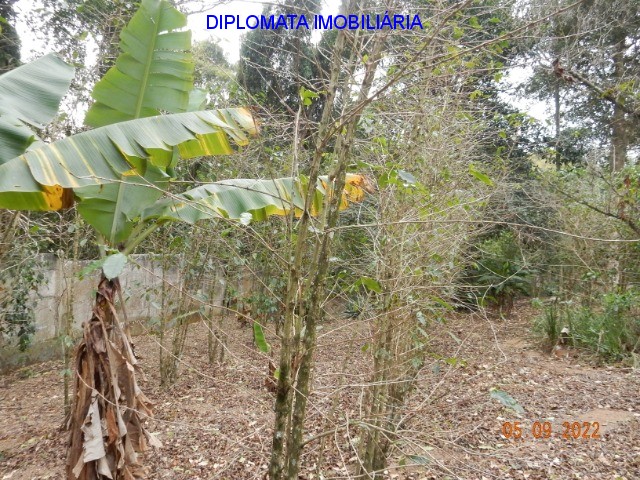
[187,1,249,63]
[15,0,334,65]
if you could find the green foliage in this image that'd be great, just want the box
[468,163,494,186]
[192,40,236,109]
[237,0,322,113]
[143,173,367,226]
[586,291,640,358]
[522,0,639,167]
[299,86,319,106]
[0,0,20,74]
[102,252,128,280]
[84,0,197,127]
[354,276,382,294]
[462,230,532,312]
[0,108,257,215]
[0,246,46,351]
[29,0,137,75]
[0,54,74,164]
[534,290,640,360]
[247,276,286,325]
[253,321,271,354]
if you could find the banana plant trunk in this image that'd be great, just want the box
[66,274,157,479]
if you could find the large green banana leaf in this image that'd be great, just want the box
[77,165,170,243]
[141,174,370,224]
[78,0,210,243]
[0,109,257,212]
[0,54,74,164]
[84,0,197,127]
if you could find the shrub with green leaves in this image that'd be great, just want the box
[460,230,532,314]
[534,290,640,360]
[0,245,46,351]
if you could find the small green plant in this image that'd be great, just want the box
[539,298,561,347]
[532,297,573,350]
[246,276,286,332]
[248,283,284,323]
[534,289,640,360]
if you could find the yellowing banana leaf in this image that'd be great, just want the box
[85,0,195,127]
[0,109,257,212]
[141,174,370,224]
[0,54,74,164]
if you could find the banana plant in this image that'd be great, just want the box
[0,53,75,164]
[0,52,75,262]
[0,1,368,479]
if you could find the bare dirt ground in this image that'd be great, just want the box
[1,301,638,479]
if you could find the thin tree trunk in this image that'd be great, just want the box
[269,4,353,474]
[208,273,226,364]
[611,103,628,172]
[270,11,384,477]
[554,80,561,165]
[63,214,81,416]
[267,11,351,477]
[159,251,169,384]
[610,34,628,172]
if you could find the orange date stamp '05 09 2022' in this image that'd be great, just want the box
[501,421,602,441]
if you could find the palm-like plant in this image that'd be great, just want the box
[0,1,368,478]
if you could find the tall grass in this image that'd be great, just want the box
[533,290,640,360]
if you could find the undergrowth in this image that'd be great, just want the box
[533,289,640,361]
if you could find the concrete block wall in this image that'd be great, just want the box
[0,254,187,372]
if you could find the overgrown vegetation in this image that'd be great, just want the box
[0,0,639,478]
[462,230,533,315]
[535,290,640,360]
[0,241,45,351]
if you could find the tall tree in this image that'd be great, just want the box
[0,2,369,478]
[23,0,138,134]
[0,0,20,73]
[237,0,322,114]
[193,39,236,109]
[524,0,640,170]
[32,0,135,73]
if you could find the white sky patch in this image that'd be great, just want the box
[499,65,549,124]
[188,2,246,63]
